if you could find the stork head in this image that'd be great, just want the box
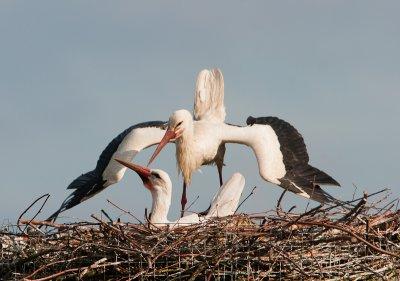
[148,109,193,166]
[115,159,172,197]
[168,109,193,137]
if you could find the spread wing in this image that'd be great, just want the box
[193,68,226,123]
[247,116,340,203]
[47,121,168,222]
[246,116,309,169]
[222,117,340,204]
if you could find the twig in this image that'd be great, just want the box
[376,197,400,215]
[235,186,257,213]
[90,214,147,252]
[144,208,162,231]
[24,267,81,281]
[107,199,144,225]
[282,218,400,258]
[351,183,359,201]
[284,204,323,228]
[272,245,310,278]
[101,209,113,223]
[185,195,200,212]
[276,190,287,211]
[26,261,126,281]
[23,256,87,279]
[19,219,76,229]
[17,193,50,235]
[338,192,367,222]
[79,257,107,278]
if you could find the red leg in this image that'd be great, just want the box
[180,182,187,218]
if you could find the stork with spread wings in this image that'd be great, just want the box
[148,70,342,216]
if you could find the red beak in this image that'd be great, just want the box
[147,129,176,166]
[115,159,151,183]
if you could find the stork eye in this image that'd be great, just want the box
[152,172,161,179]
[176,121,183,127]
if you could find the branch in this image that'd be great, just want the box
[235,186,257,213]
[17,193,50,235]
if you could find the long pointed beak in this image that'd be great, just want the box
[147,129,176,166]
[115,159,151,182]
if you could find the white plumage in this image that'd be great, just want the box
[48,68,340,223]
[102,126,167,186]
[115,159,245,228]
[147,69,229,216]
[194,68,226,123]
[205,172,245,218]
[148,72,341,214]
[48,69,227,221]
[150,111,286,185]
[47,121,169,222]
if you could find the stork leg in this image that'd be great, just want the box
[217,163,224,187]
[180,182,188,218]
[198,204,211,216]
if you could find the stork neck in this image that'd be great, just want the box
[176,124,196,183]
[149,189,171,224]
[179,122,195,144]
[220,123,252,145]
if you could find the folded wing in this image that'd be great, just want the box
[206,173,245,218]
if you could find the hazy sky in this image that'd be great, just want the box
[1,1,399,224]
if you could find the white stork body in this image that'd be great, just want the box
[176,119,286,185]
[147,69,228,215]
[191,69,226,186]
[115,159,245,228]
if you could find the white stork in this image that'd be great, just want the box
[148,78,341,215]
[46,121,168,221]
[147,68,227,216]
[115,159,245,228]
[47,69,226,222]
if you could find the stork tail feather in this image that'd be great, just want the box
[46,170,104,222]
[295,164,340,187]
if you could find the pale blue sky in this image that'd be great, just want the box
[1,1,399,223]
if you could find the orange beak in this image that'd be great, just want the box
[147,129,176,166]
[115,159,152,185]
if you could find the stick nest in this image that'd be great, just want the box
[1,192,400,280]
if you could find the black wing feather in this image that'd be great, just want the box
[48,120,167,222]
[247,116,309,169]
[247,115,340,204]
[95,121,167,174]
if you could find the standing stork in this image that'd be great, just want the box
[193,68,226,187]
[115,159,245,228]
[149,68,227,216]
[148,111,341,215]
